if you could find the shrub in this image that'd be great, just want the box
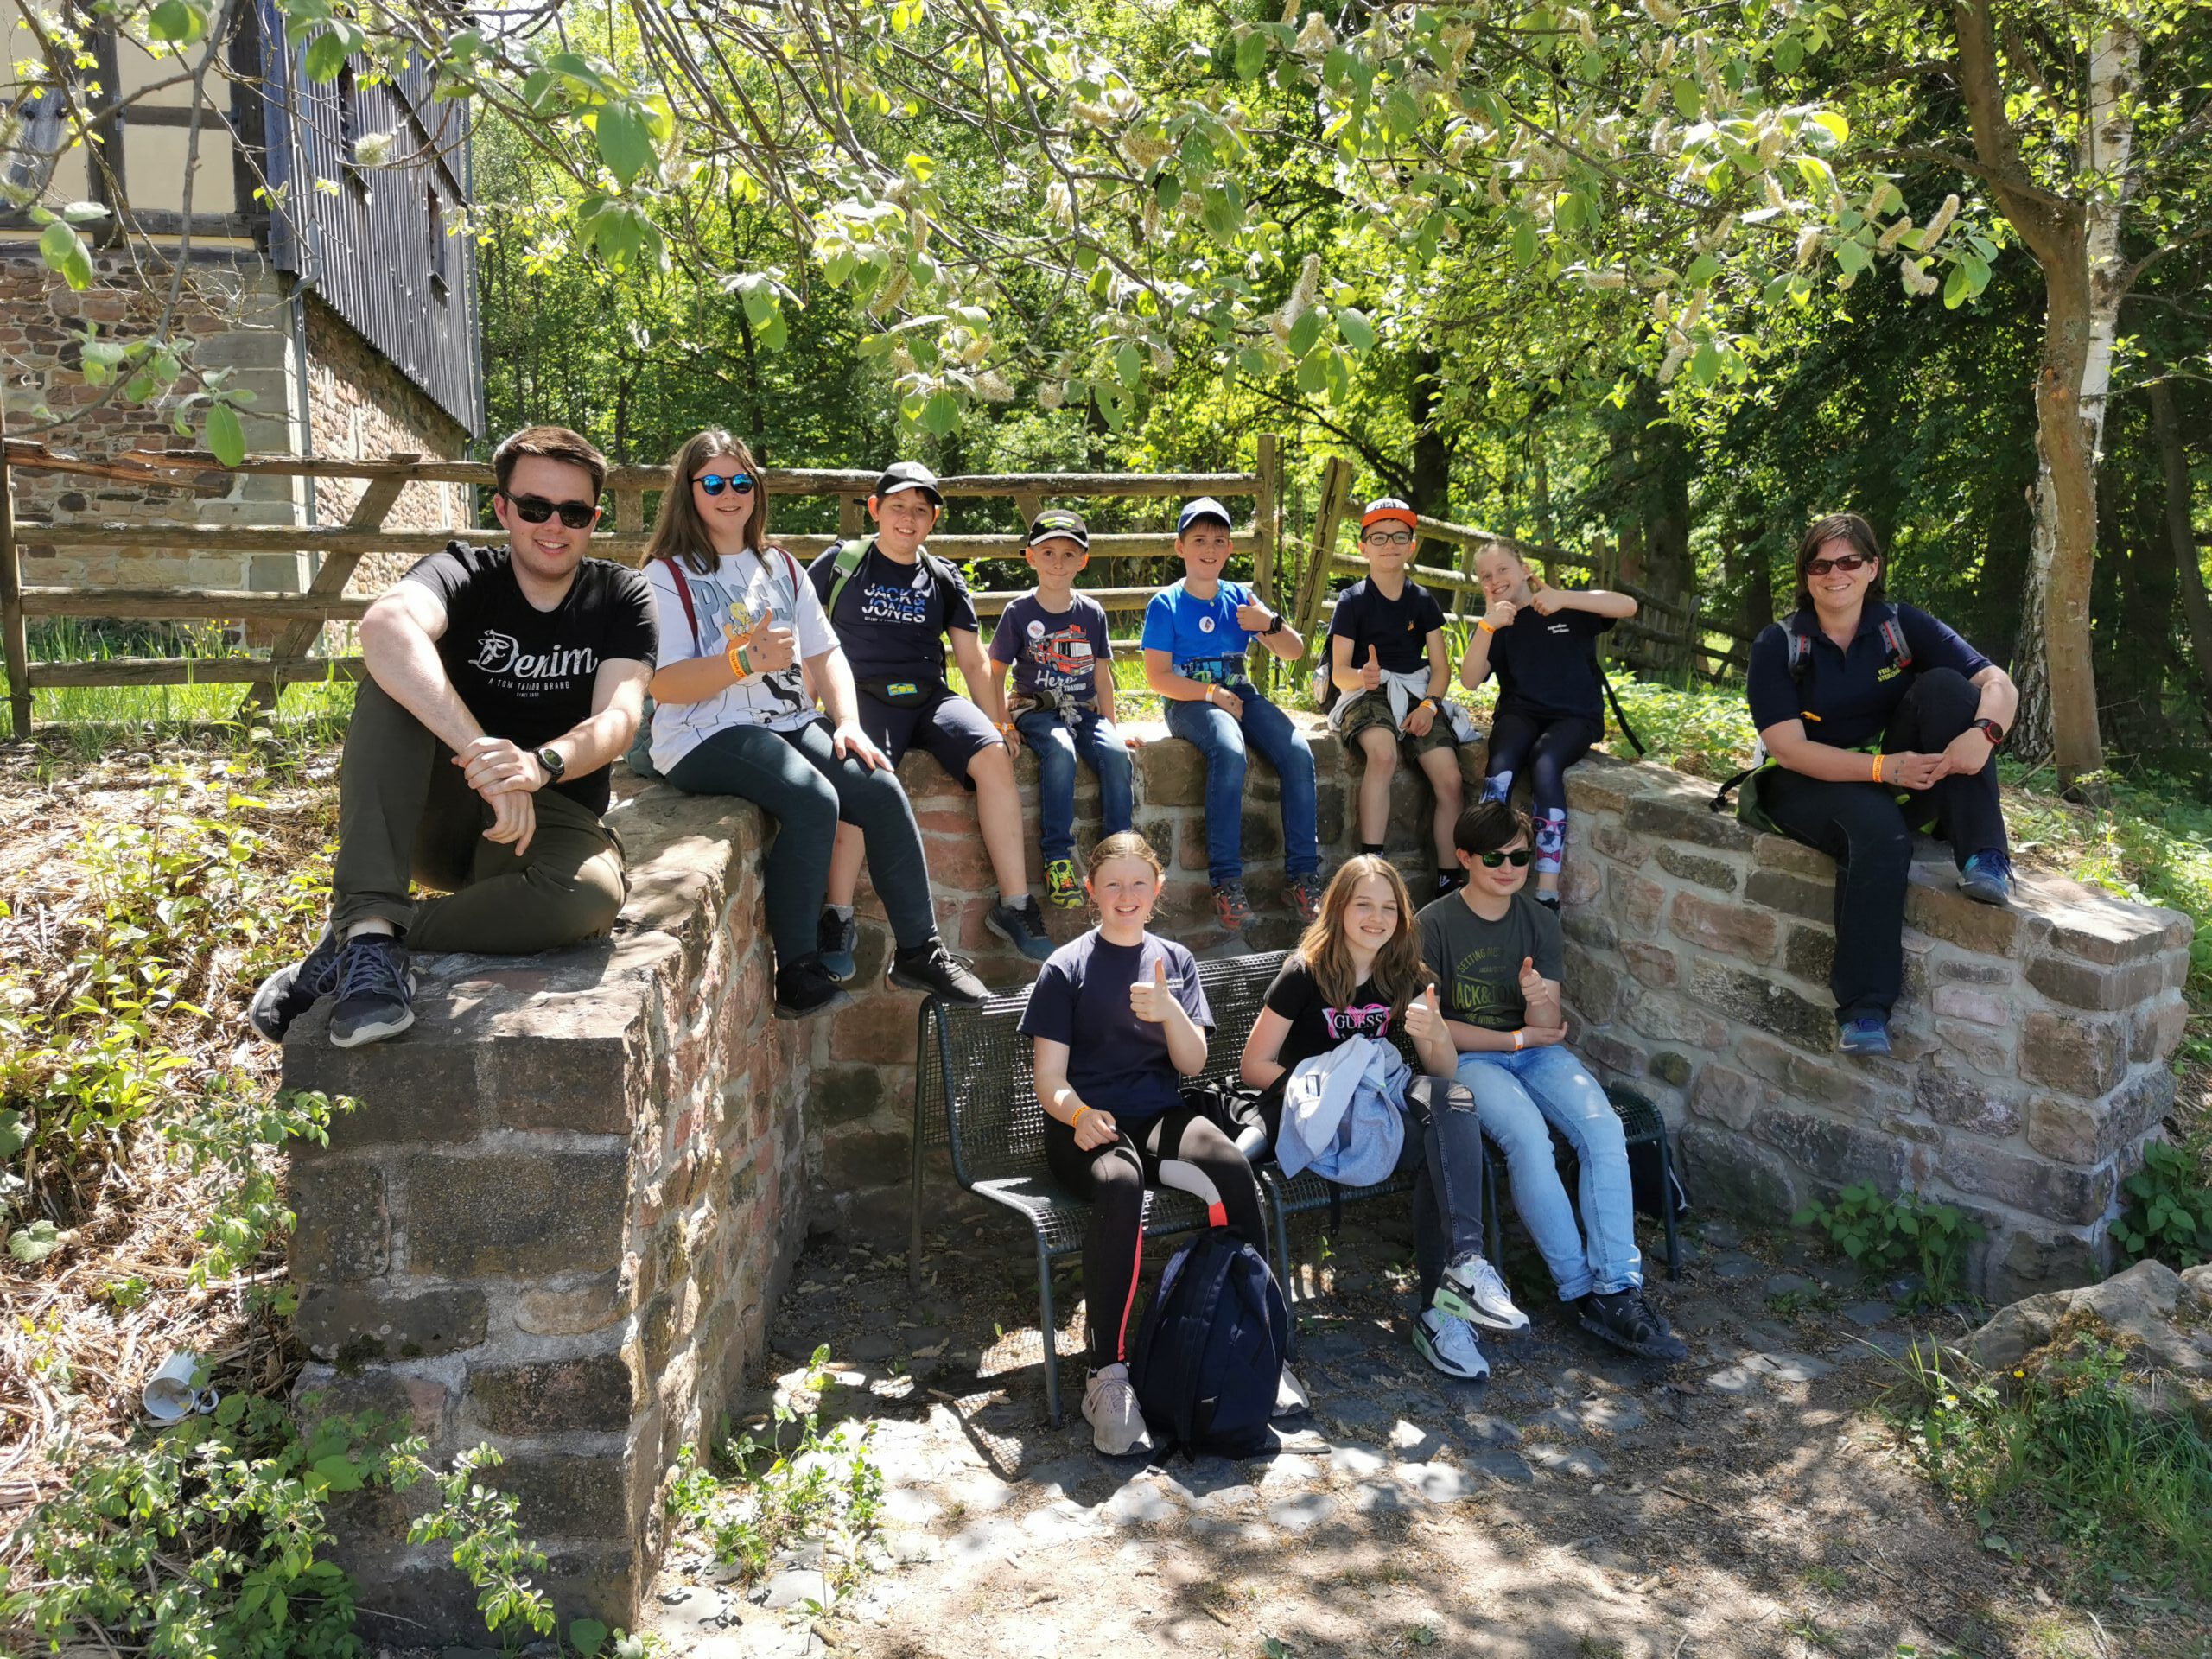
[1795,1180,1983,1311]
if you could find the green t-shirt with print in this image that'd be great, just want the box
[1414,890,1564,1033]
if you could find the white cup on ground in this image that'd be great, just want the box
[143,1352,217,1422]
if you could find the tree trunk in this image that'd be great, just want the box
[1951,3,2139,785]
[2152,379,2212,708]
[1407,347,1452,519]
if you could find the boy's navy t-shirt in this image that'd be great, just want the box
[805,536,979,690]
[1020,929,1211,1120]
[990,592,1112,706]
[1477,602,1613,724]
[1141,578,1257,686]
[1745,603,1991,750]
[1328,576,1445,675]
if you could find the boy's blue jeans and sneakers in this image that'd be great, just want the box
[1016,705,1135,906]
[1162,684,1323,925]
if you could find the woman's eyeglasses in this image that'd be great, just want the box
[1805,552,1872,577]
[1477,849,1534,868]
[501,493,598,530]
[695,473,757,497]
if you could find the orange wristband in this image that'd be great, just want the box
[1071,1104,1090,1131]
[1512,1027,1526,1052]
[1478,620,1497,634]
[1871,753,1883,784]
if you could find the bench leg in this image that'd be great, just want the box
[1482,1147,1503,1268]
[1657,1131,1683,1282]
[1268,1186,1297,1309]
[1034,1230,1064,1428]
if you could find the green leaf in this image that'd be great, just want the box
[1942,264,1969,308]
[1671,79,1702,119]
[1774,34,1803,74]
[1154,171,1181,212]
[593,102,656,189]
[1234,29,1270,80]
[205,402,247,467]
[37,219,78,272]
[1287,308,1322,359]
[1688,340,1721,387]
[1336,307,1376,352]
[1113,340,1144,388]
[311,1452,363,1492]
[302,28,349,82]
[1294,353,1327,395]
[1685,252,1724,288]
[0,1109,28,1159]
[918,390,959,436]
[8,1220,60,1264]
[148,0,202,42]
[569,1618,611,1657]
[1808,110,1849,148]
[60,200,108,224]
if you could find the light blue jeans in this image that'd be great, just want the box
[1455,1045,1642,1300]
[1161,684,1319,886]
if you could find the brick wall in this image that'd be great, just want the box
[282,790,807,1641]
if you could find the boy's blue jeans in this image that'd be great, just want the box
[1014,706,1134,862]
[1454,1045,1643,1300]
[1160,683,1319,886]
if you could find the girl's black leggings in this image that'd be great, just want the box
[1482,709,1601,874]
[1043,1098,1267,1370]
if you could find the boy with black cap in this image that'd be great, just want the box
[1329,497,1471,899]
[1141,496,1320,931]
[808,461,1052,964]
[985,508,1135,908]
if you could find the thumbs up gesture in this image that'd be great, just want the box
[1517,954,1547,1002]
[1405,982,1444,1044]
[1360,644,1383,691]
[1129,956,1173,1024]
[749,605,798,673]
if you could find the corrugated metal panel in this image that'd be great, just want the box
[254,4,484,436]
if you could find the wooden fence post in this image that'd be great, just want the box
[1291,455,1355,675]
[1252,434,1281,606]
[0,403,29,740]
[241,460,416,716]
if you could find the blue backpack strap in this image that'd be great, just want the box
[1178,1236,1239,1451]
[1877,604,1913,672]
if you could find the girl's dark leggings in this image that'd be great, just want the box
[1482,709,1601,874]
[1043,1099,1267,1370]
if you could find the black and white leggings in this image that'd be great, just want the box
[1482,709,1602,874]
[1042,1100,1268,1370]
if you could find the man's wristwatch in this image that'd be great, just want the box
[1973,718,2007,748]
[535,745,566,782]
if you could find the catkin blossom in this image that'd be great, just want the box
[1046,180,1075,227]
[354,128,397,168]
[1645,0,1681,22]
[1294,13,1337,55]
[1038,382,1065,411]
[1900,258,1939,296]
[1071,99,1116,129]
[1583,268,1629,289]
[975,370,1014,403]
[1922,194,1960,246]
[1876,215,1912,253]
[1658,340,1690,383]
[1121,130,1173,168]
[1764,174,1789,212]
[1795,225,1823,266]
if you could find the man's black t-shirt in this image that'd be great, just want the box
[402,541,657,816]
[1479,603,1613,724]
[1328,577,1446,675]
[806,537,980,690]
[1262,955,1397,1078]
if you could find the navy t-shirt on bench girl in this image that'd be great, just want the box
[1020,930,1212,1121]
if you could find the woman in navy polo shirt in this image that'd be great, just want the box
[1743,513,2018,1056]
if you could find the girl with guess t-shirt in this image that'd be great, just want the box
[1240,855,1527,1382]
[1020,831,1300,1456]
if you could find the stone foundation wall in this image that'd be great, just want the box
[1552,759,2192,1302]
[283,791,807,1640]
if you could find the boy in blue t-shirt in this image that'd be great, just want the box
[985,509,1135,908]
[1140,497,1320,931]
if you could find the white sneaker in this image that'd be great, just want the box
[1414,1308,1491,1382]
[1435,1251,1530,1332]
[1274,1363,1311,1420]
[1083,1363,1151,1456]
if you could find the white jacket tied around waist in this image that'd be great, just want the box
[1276,1036,1408,1188]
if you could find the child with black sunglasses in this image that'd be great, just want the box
[1415,800,1688,1363]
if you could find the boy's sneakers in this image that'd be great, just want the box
[1838,1015,1892,1057]
[247,925,345,1043]
[1212,880,1252,932]
[1083,1362,1152,1456]
[774,957,854,1021]
[817,910,858,983]
[1959,849,2013,906]
[1414,1308,1491,1381]
[986,896,1053,961]
[888,938,988,1004]
[1575,1288,1688,1363]
[1434,1251,1530,1332]
[327,934,417,1049]
[1044,858,1083,909]
[1435,868,1466,899]
[1287,871,1324,925]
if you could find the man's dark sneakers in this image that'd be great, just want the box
[247,925,344,1043]
[327,934,418,1048]
[888,938,988,1004]
[817,909,858,982]
[1576,1288,1689,1363]
[985,896,1053,962]
[775,956,854,1021]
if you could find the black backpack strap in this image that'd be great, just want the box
[1598,663,1645,756]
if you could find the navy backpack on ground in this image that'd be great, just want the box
[1130,1228,1288,1459]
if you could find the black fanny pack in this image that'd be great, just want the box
[857,677,942,709]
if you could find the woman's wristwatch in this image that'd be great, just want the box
[1973,717,2007,748]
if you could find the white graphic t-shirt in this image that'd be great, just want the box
[645,547,836,773]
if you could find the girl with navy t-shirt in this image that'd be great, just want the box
[1459,543,1637,908]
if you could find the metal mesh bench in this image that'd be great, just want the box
[906,949,1680,1423]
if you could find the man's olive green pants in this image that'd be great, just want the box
[330,679,627,952]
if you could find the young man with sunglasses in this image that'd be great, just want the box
[1739,512,2018,1056]
[809,461,1053,967]
[250,425,656,1048]
[1416,799,1688,1363]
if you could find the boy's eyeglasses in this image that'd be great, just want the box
[695,473,756,497]
[1476,848,1534,868]
[1363,530,1414,548]
[1804,552,1871,577]
[501,492,598,529]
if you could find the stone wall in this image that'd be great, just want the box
[283,790,807,1640]
[1551,758,2192,1302]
